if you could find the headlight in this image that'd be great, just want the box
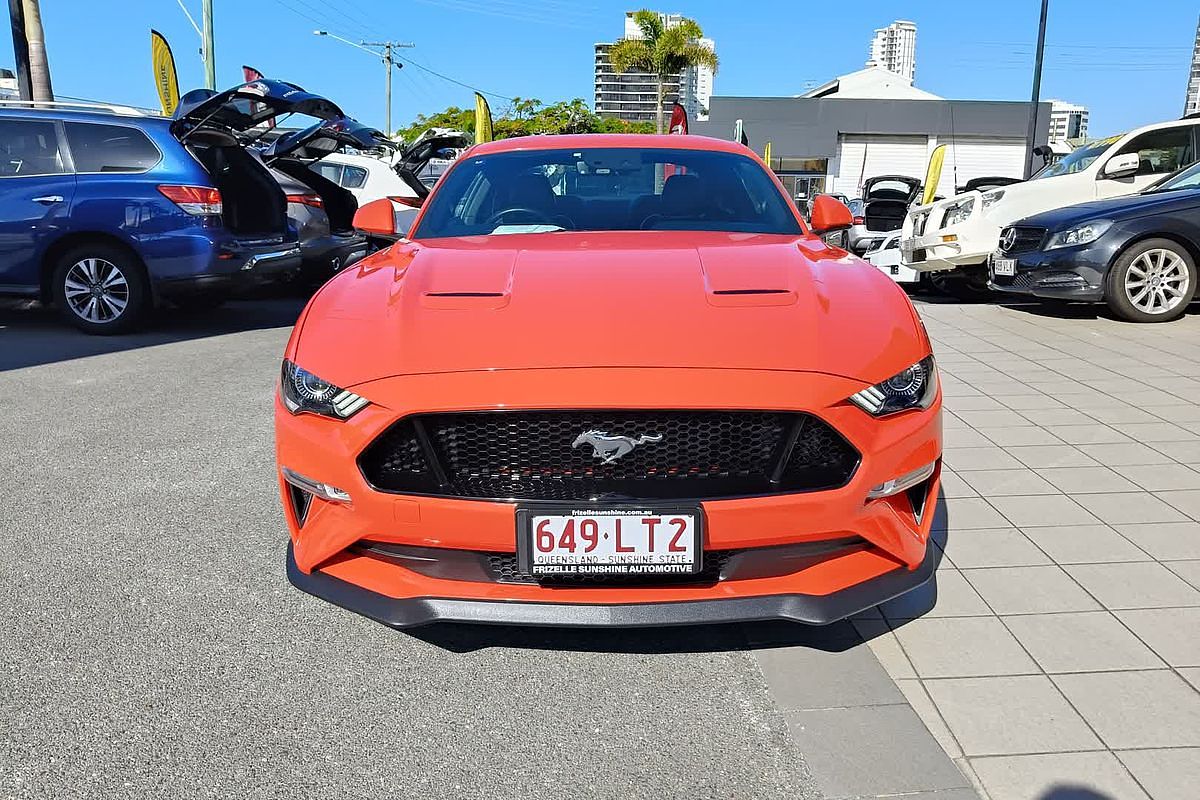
[941,199,975,227]
[849,356,938,416]
[1045,220,1113,250]
[280,360,369,419]
[981,189,1005,208]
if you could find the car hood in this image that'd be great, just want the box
[292,231,928,387]
[1016,189,1200,230]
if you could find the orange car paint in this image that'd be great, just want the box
[276,134,942,620]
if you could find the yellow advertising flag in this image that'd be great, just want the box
[474,93,493,144]
[763,142,772,167]
[150,29,180,116]
[922,144,946,206]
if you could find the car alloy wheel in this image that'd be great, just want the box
[63,258,130,324]
[1124,248,1190,316]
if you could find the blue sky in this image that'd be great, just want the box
[3,0,1196,137]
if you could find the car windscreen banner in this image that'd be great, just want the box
[150,30,179,115]
[475,93,494,144]
[242,66,276,128]
[922,144,946,205]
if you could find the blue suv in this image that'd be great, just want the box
[0,80,380,333]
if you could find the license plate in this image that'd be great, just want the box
[993,257,1016,276]
[517,507,702,577]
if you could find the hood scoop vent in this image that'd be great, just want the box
[420,290,509,310]
[699,245,797,307]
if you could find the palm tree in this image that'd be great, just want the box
[608,10,718,134]
[22,0,54,101]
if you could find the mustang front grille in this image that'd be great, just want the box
[358,410,860,501]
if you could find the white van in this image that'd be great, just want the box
[900,118,1199,294]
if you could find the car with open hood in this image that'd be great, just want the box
[846,175,921,255]
[276,134,942,629]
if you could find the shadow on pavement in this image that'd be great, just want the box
[1038,788,1115,800]
[409,495,952,654]
[915,292,1200,322]
[0,295,308,372]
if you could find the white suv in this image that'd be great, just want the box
[900,118,1200,291]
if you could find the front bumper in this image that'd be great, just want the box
[987,246,1109,301]
[900,196,999,273]
[286,540,938,628]
[276,367,943,628]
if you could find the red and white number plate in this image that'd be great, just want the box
[519,508,701,577]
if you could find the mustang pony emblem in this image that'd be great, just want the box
[572,430,663,464]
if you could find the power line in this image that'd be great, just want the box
[393,53,515,101]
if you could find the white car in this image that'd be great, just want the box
[863,232,920,285]
[310,152,416,204]
[310,128,471,204]
[900,118,1200,293]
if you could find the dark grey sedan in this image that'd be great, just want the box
[989,163,1200,322]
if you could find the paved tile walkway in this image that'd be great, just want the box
[857,299,1200,800]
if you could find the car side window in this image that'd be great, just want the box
[64,122,161,173]
[0,118,67,177]
[1115,126,1197,176]
[310,163,342,183]
[341,165,367,189]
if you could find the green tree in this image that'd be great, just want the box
[607,10,718,134]
[396,98,655,144]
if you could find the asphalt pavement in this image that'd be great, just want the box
[0,300,824,800]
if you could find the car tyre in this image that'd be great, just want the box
[929,267,992,302]
[51,243,151,335]
[1105,238,1197,323]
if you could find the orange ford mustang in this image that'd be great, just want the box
[276,134,942,628]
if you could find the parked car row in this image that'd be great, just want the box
[0,78,465,334]
[899,116,1200,321]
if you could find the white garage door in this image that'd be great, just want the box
[832,135,929,197]
[933,138,1027,197]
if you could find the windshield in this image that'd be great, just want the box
[411,147,804,239]
[1145,160,1200,193]
[1034,136,1120,179]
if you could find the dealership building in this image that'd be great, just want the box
[692,67,1051,201]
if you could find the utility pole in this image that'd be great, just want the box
[201,0,215,89]
[314,31,412,137]
[7,0,30,99]
[1024,0,1050,178]
[20,0,51,100]
[361,40,413,138]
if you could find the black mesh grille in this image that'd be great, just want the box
[484,550,735,585]
[359,410,859,501]
[999,226,1046,255]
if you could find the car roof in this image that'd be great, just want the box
[0,105,171,128]
[466,133,756,157]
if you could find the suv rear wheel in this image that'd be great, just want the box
[1105,239,1196,323]
[51,243,151,335]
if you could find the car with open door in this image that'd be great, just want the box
[0,80,383,333]
[846,175,921,255]
[253,115,388,281]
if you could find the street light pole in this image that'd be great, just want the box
[201,0,215,89]
[1024,0,1050,178]
[314,31,412,137]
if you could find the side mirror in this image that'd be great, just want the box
[353,197,402,237]
[1101,152,1140,180]
[809,194,854,234]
